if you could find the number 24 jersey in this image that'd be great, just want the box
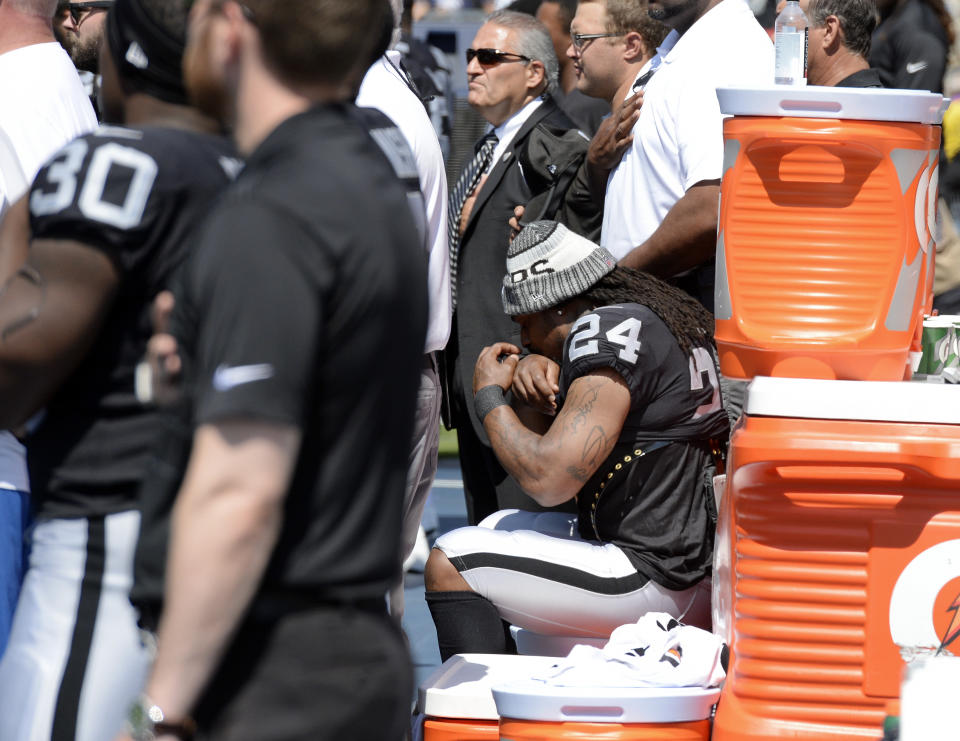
[558,303,727,589]
[558,303,728,443]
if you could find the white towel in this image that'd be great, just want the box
[530,613,728,689]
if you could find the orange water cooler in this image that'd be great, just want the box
[418,655,559,741]
[711,377,960,740]
[492,683,720,740]
[713,87,947,381]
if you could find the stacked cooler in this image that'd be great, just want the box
[709,87,960,741]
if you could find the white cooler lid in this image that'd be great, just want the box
[717,85,948,124]
[745,377,960,424]
[417,654,558,720]
[491,681,721,723]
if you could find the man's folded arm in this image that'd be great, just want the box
[483,367,630,506]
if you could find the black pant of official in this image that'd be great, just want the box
[192,604,412,741]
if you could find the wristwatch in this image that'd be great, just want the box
[127,695,196,741]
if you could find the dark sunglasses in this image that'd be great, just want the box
[465,48,531,67]
[67,1,113,24]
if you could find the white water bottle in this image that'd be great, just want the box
[774,0,807,85]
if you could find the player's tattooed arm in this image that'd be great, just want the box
[0,237,119,428]
[0,196,30,283]
[483,368,629,507]
[512,400,553,435]
[0,264,46,341]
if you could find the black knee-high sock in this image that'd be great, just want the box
[426,591,516,662]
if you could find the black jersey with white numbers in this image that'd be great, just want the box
[27,125,237,518]
[558,303,728,590]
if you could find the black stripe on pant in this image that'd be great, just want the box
[451,551,651,594]
[52,516,106,741]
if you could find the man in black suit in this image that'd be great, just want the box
[445,9,601,525]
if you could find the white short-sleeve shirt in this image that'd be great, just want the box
[0,43,96,217]
[358,51,452,354]
[600,0,773,259]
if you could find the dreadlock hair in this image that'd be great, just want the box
[575,267,715,355]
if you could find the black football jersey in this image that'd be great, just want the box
[559,303,728,442]
[26,125,238,518]
[558,303,728,590]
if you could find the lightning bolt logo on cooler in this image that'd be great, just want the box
[940,588,960,653]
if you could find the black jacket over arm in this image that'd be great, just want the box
[444,97,602,440]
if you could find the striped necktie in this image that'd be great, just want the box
[448,132,498,308]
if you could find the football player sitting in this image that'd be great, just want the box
[425,221,729,660]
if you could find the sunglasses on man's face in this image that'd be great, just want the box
[68,1,113,24]
[465,48,531,68]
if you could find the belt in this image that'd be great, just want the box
[248,591,388,622]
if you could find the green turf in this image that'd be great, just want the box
[438,424,458,458]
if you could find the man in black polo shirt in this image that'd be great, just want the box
[126,1,427,740]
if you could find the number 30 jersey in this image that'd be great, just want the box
[558,303,729,590]
[26,125,238,519]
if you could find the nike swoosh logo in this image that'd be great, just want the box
[212,363,274,392]
[905,61,929,75]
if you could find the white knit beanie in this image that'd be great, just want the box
[501,221,617,315]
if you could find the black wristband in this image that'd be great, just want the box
[474,384,507,423]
